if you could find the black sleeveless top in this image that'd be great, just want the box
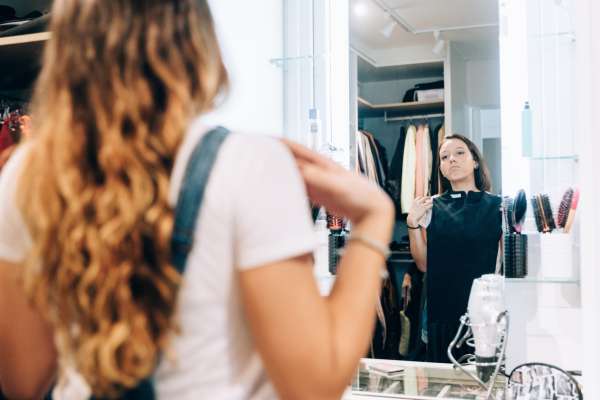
[425,190,502,362]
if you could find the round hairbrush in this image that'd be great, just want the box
[513,189,528,228]
[327,212,344,231]
[557,188,574,228]
[564,188,580,233]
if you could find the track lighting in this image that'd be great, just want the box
[432,30,445,54]
[380,14,396,38]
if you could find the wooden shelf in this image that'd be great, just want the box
[358,96,444,118]
[0,32,50,47]
[0,32,50,91]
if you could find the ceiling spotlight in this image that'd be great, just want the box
[354,3,368,17]
[380,19,396,38]
[432,30,445,55]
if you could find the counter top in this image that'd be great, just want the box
[343,359,505,400]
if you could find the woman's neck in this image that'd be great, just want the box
[450,178,478,193]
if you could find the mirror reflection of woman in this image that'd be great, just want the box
[407,134,502,363]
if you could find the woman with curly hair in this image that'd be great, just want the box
[0,1,393,399]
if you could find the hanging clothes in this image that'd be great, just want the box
[438,123,445,144]
[364,131,386,187]
[400,125,417,214]
[0,120,14,154]
[414,125,425,198]
[430,123,442,195]
[356,131,370,176]
[388,127,406,218]
[421,125,432,197]
[356,130,388,189]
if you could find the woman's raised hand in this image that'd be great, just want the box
[281,139,393,224]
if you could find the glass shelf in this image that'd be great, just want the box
[529,155,579,161]
[505,277,580,285]
[518,231,571,236]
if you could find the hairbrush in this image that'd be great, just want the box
[513,189,528,230]
[327,212,344,231]
[531,196,544,233]
[502,197,513,234]
[557,188,574,229]
[564,188,580,233]
[540,194,556,232]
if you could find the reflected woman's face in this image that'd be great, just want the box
[439,139,478,183]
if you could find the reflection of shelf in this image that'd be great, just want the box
[529,155,578,161]
[358,96,444,118]
[519,231,570,236]
[0,32,50,47]
[0,32,50,90]
[506,277,579,285]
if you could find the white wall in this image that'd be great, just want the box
[203,0,284,136]
[466,58,500,107]
[448,42,468,135]
[576,0,600,397]
[500,0,582,373]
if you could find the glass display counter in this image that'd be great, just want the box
[345,359,506,400]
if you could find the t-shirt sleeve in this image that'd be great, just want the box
[233,137,317,270]
[0,145,33,263]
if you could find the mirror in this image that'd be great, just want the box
[349,0,502,363]
[280,0,583,391]
[345,0,582,383]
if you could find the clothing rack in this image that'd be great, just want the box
[384,111,445,123]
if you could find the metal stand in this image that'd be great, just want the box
[447,311,509,400]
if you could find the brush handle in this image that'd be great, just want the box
[564,189,580,233]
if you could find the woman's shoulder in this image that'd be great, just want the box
[0,142,33,189]
[482,191,502,205]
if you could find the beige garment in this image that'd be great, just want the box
[362,133,379,184]
[422,125,433,196]
[414,125,425,198]
[401,125,417,214]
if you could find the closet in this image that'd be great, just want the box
[0,1,50,170]
[353,56,446,361]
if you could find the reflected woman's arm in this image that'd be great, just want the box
[407,196,432,272]
[408,227,427,272]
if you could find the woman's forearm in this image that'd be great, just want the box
[408,228,427,271]
[325,209,394,392]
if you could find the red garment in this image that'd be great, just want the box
[0,119,14,153]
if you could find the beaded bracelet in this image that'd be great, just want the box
[347,233,390,259]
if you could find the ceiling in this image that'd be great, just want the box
[350,0,499,52]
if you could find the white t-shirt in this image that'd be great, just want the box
[0,117,317,399]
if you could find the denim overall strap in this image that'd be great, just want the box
[171,125,230,273]
[91,126,230,400]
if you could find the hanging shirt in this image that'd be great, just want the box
[414,125,425,198]
[430,123,442,195]
[400,125,417,214]
[422,125,432,196]
[0,118,14,153]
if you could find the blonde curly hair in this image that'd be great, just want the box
[17,0,228,396]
